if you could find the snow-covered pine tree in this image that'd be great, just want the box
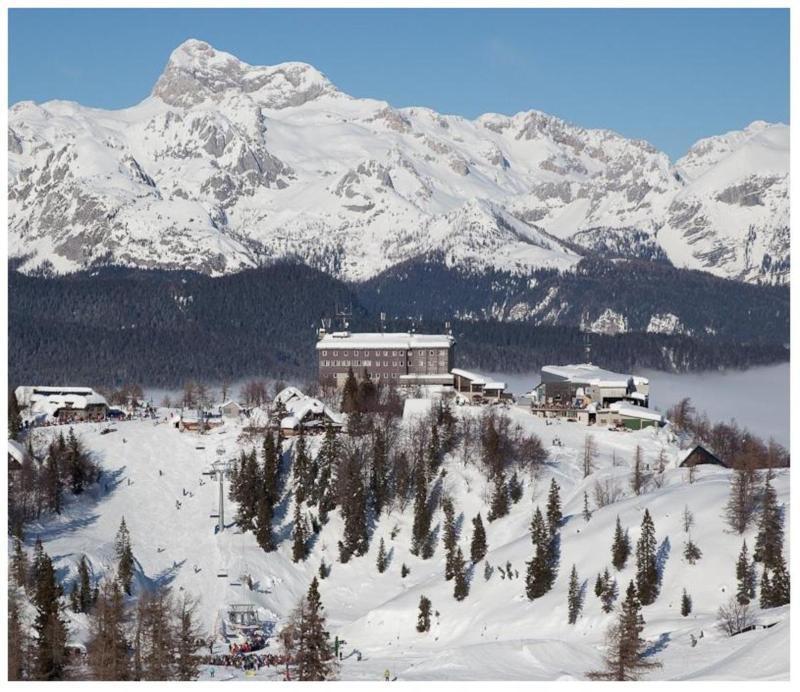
[416,595,432,632]
[724,468,757,534]
[754,471,783,570]
[292,497,308,563]
[594,572,604,597]
[600,568,618,613]
[735,540,755,605]
[376,537,388,573]
[11,537,29,589]
[611,516,631,571]
[401,563,410,578]
[114,517,135,595]
[546,478,562,534]
[508,471,523,504]
[587,581,661,680]
[683,537,702,564]
[453,547,469,601]
[470,513,488,564]
[635,509,659,606]
[567,564,582,624]
[341,454,368,559]
[487,471,509,521]
[293,429,310,504]
[369,426,389,516]
[525,540,551,600]
[442,496,458,580]
[411,456,431,556]
[766,552,790,607]
[680,588,692,616]
[582,491,592,522]
[315,422,338,520]
[33,551,69,680]
[173,594,202,681]
[77,555,92,613]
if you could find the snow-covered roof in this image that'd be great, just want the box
[316,332,455,350]
[451,368,486,385]
[280,416,300,430]
[284,393,343,426]
[542,364,649,388]
[628,392,648,401]
[8,439,28,465]
[484,382,506,390]
[274,386,304,406]
[219,400,240,409]
[18,386,109,414]
[608,402,663,422]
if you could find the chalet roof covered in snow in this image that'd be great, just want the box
[274,386,305,406]
[8,439,28,466]
[541,364,649,388]
[316,332,455,350]
[16,385,108,414]
[608,402,664,422]
[451,368,487,385]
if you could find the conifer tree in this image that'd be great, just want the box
[758,566,772,607]
[442,497,458,580]
[453,547,469,601]
[11,536,29,589]
[115,517,135,595]
[44,452,63,515]
[600,568,618,613]
[611,516,631,571]
[635,510,659,606]
[411,458,431,556]
[8,586,28,680]
[77,555,92,613]
[341,457,368,558]
[487,471,509,521]
[401,563,410,579]
[315,422,338,518]
[768,553,790,607]
[33,551,69,680]
[530,507,548,547]
[376,537,388,573]
[567,564,582,624]
[735,540,755,605]
[174,594,202,681]
[724,469,757,534]
[292,498,308,563]
[525,540,551,600]
[680,588,692,617]
[416,596,432,632]
[426,423,441,473]
[595,572,605,598]
[546,478,562,534]
[587,581,661,680]
[754,472,783,570]
[293,429,311,504]
[341,367,359,414]
[683,537,702,565]
[470,513,488,564]
[87,579,131,680]
[508,471,523,504]
[369,426,389,516]
[582,491,592,522]
[254,486,275,553]
[132,587,175,680]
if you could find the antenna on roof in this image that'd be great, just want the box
[379,311,386,333]
[335,303,352,332]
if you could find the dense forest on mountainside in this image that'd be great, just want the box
[9,260,788,388]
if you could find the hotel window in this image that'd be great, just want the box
[322,350,328,356]
[333,351,338,356]
[383,350,389,356]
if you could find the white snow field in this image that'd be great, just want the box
[18,404,789,681]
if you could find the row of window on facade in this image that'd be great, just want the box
[322,360,425,368]
[320,349,447,358]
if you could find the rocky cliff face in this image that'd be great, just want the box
[7,39,789,284]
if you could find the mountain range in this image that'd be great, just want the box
[8,39,790,285]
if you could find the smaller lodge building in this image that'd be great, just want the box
[15,386,109,424]
[529,364,664,429]
[275,387,343,436]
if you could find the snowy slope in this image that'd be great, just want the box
[15,405,789,681]
[8,39,788,284]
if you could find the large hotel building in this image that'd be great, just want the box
[316,331,455,387]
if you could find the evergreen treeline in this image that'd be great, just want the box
[9,428,101,535]
[9,257,788,387]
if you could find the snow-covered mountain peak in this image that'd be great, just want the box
[7,42,790,285]
[152,38,337,109]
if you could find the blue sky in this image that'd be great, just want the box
[8,8,789,159]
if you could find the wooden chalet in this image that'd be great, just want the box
[679,444,729,468]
